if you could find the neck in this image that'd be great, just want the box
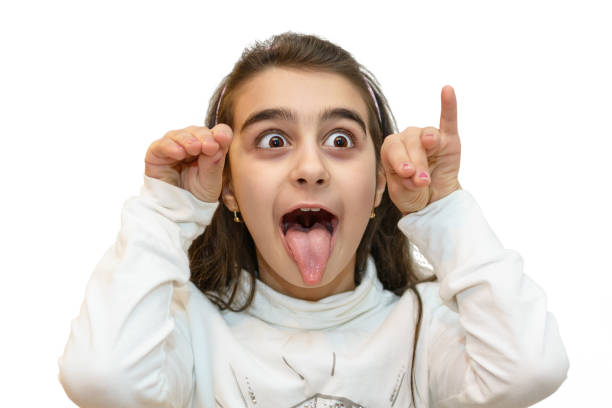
[256,254,356,301]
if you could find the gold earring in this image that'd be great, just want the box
[370,209,376,219]
[233,210,242,223]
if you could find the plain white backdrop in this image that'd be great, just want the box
[1,0,610,406]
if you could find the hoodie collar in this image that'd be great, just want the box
[231,256,398,330]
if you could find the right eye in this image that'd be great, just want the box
[257,132,288,148]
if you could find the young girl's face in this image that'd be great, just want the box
[223,67,385,301]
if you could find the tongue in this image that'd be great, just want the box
[285,223,332,285]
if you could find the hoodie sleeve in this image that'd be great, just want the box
[58,175,219,408]
[398,189,569,408]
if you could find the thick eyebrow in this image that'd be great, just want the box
[239,107,367,135]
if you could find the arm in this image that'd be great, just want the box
[58,175,219,408]
[399,189,569,407]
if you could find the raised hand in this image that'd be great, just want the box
[144,124,233,203]
[381,85,462,215]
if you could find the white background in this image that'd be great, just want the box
[1,0,610,406]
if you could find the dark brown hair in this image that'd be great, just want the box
[188,31,435,405]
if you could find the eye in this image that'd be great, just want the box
[257,132,288,148]
[323,130,354,148]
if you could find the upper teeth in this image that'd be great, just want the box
[300,207,321,212]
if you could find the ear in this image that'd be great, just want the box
[221,177,239,212]
[374,164,386,207]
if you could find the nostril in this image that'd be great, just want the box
[294,177,326,185]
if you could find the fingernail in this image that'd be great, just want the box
[402,162,413,170]
[418,171,429,179]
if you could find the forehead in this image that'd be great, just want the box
[232,67,369,126]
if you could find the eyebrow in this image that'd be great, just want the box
[239,107,367,135]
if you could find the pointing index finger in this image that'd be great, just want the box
[439,85,458,135]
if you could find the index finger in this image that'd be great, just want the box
[439,85,458,135]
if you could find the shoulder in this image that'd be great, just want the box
[414,280,441,302]
[398,281,460,335]
[397,280,442,306]
[405,281,447,317]
[393,281,446,323]
[174,281,227,322]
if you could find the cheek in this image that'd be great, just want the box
[340,159,378,205]
[236,174,267,213]
[232,162,278,230]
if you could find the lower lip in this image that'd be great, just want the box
[278,220,338,269]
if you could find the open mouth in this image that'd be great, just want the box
[281,207,338,235]
[279,207,339,285]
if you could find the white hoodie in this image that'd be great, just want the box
[58,175,569,407]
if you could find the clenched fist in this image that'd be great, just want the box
[381,85,462,215]
[144,124,233,203]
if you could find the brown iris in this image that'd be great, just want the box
[268,135,285,148]
[333,135,348,147]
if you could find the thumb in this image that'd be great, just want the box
[200,123,233,172]
[187,123,234,202]
[211,123,234,154]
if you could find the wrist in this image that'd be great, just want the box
[430,181,462,204]
[398,182,462,216]
[142,174,219,227]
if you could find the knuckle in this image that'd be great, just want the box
[181,131,198,143]
[401,126,421,135]
[144,145,155,158]
[381,134,400,151]
[167,130,187,142]
[399,129,421,144]
[159,136,172,147]
[380,140,390,155]
[163,129,177,139]
[168,132,185,143]
[381,144,400,164]
[382,132,398,144]
[192,127,213,139]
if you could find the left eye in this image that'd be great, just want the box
[323,131,354,148]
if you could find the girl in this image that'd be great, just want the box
[58,32,568,407]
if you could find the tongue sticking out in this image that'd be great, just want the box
[284,223,332,285]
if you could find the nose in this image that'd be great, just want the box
[289,142,330,187]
